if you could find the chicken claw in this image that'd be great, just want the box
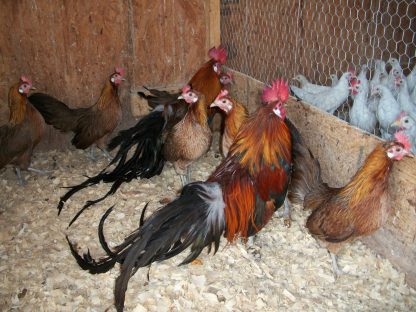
[276,199,292,227]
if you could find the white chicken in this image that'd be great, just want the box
[292,74,331,93]
[371,59,388,89]
[397,75,416,119]
[391,113,416,154]
[351,64,368,101]
[407,64,416,93]
[372,84,401,140]
[350,74,377,134]
[291,71,354,114]
[330,74,339,86]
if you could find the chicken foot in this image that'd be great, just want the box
[87,145,112,161]
[329,252,345,279]
[14,168,27,186]
[275,198,291,227]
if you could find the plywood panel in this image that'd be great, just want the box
[228,69,416,288]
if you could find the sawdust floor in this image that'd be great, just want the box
[0,139,415,312]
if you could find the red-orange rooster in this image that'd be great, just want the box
[289,132,411,277]
[0,76,45,185]
[56,47,227,217]
[67,79,294,311]
[28,67,125,160]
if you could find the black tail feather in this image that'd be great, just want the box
[69,182,225,312]
[57,110,166,221]
[137,86,180,109]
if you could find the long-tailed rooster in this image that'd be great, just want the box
[0,76,45,185]
[60,85,211,227]
[289,132,411,277]
[56,47,227,218]
[67,79,293,311]
[28,67,125,159]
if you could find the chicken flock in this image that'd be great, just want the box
[291,58,416,146]
[0,47,414,312]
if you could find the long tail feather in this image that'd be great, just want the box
[57,110,165,220]
[137,86,180,109]
[69,182,226,312]
[288,140,324,205]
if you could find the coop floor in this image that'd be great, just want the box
[0,139,415,312]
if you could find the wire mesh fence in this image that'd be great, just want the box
[220,0,416,136]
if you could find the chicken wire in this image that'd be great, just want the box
[220,0,416,127]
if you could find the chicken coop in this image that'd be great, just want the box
[1,0,416,311]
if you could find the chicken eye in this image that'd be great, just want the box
[396,148,401,152]
[405,119,409,123]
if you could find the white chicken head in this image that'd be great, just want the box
[391,112,415,130]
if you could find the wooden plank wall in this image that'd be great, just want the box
[229,69,416,288]
[0,0,220,150]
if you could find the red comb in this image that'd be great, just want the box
[20,75,32,85]
[394,131,411,151]
[181,84,191,94]
[115,67,125,76]
[208,46,227,64]
[262,79,289,104]
[215,89,229,101]
[398,111,408,119]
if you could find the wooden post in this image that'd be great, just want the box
[208,0,221,48]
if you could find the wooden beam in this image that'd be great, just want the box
[208,0,221,48]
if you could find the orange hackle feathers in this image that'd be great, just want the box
[338,144,391,207]
[208,46,227,64]
[210,78,292,241]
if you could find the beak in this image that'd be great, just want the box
[406,152,414,158]
[390,120,401,128]
[178,95,184,100]
[30,86,36,90]
[121,78,127,81]
[210,102,218,108]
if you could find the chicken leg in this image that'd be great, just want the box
[276,198,291,227]
[14,168,27,186]
[329,251,345,279]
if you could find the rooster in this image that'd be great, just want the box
[59,85,211,226]
[28,67,125,160]
[289,132,411,277]
[209,90,248,157]
[56,47,226,218]
[0,76,45,185]
[139,46,226,116]
[67,79,294,311]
